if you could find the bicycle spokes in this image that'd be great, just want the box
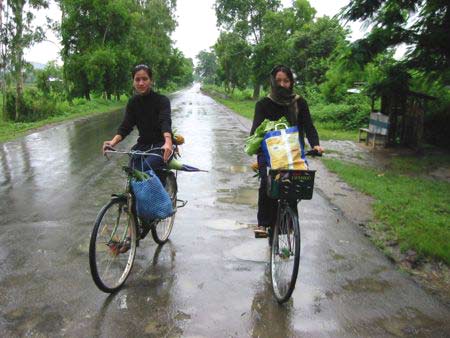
[89,199,137,293]
[270,206,300,303]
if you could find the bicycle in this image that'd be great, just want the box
[89,147,186,293]
[267,150,321,303]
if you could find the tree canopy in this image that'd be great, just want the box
[341,0,450,82]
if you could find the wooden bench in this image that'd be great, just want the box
[358,112,389,148]
[358,128,387,148]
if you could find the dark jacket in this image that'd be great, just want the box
[250,96,319,147]
[117,90,172,145]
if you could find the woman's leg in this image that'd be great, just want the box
[257,154,278,228]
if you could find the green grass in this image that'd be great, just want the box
[389,153,450,176]
[201,85,358,141]
[314,122,358,141]
[212,96,256,120]
[0,96,127,143]
[322,158,450,264]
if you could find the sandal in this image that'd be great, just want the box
[254,225,268,238]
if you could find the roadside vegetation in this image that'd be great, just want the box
[1,0,194,143]
[323,158,450,264]
[0,95,127,143]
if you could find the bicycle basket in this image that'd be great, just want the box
[267,170,316,201]
[131,169,174,221]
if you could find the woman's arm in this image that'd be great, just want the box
[158,96,172,136]
[117,99,136,140]
[298,98,324,153]
[250,101,265,135]
[102,99,135,153]
[159,96,173,162]
[162,132,173,162]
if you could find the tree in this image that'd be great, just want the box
[341,0,450,82]
[164,48,194,88]
[127,0,177,89]
[254,1,316,89]
[195,50,218,84]
[214,0,281,97]
[35,61,63,97]
[59,0,134,100]
[215,0,281,44]
[214,32,251,92]
[289,16,347,85]
[1,0,48,120]
[60,0,188,99]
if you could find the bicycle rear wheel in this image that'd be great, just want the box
[270,204,301,303]
[89,198,137,293]
[151,172,177,244]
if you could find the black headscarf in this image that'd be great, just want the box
[267,65,300,125]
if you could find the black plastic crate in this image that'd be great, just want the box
[267,170,316,201]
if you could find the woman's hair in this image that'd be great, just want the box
[132,64,152,79]
[270,65,294,87]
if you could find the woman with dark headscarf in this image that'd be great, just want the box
[250,65,324,236]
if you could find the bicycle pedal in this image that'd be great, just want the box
[254,230,268,238]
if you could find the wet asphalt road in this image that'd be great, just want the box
[1,84,449,337]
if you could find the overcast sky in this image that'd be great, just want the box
[25,0,367,65]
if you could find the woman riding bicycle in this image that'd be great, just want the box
[102,64,174,170]
[251,65,324,237]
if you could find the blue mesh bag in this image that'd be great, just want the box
[131,169,174,221]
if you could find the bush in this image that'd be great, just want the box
[310,94,370,130]
[299,84,324,106]
[5,89,61,122]
[230,88,253,100]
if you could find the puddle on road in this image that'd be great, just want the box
[328,249,346,261]
[216,187,258,206]
[229,165,251,173]
[341,277,392,293]
[206,219,251,230]
[3,306,64,336]
[78,241,90,254]
[228,240,269,263]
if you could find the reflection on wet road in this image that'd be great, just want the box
[1,84,449,336]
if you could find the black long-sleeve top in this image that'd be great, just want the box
[250,97,320,148]
[117,90,172,145]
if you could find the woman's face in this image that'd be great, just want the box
[275,71,292,89]
[133,69,152,94]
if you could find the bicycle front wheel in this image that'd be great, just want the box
[151,172,177,244]
[89,198,137,293]
[270,204,301,303]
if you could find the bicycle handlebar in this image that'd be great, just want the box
[104,146,174,160]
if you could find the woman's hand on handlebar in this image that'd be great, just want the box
[162,140,173,162]
[102,135,122,155]
[102,141,116,155]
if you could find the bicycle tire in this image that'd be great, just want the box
[151,172,177,244]
[89,197,137,293]
[270,204,301,303]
